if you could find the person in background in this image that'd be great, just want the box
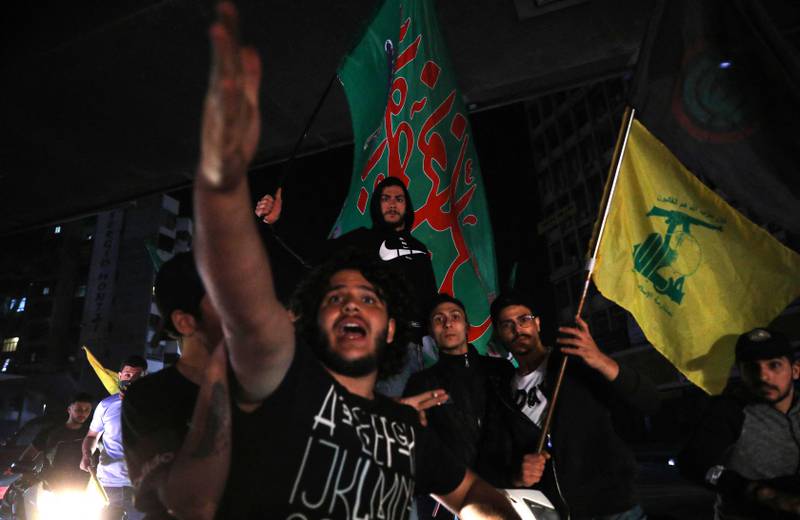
[81,356,147,520]
[680,327,800,519]
[123,251,230,520]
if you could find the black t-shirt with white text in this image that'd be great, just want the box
[218,342,466,519]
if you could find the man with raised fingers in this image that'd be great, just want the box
[193,3,520,518]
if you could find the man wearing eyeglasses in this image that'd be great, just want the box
[488,291,659,520]
[403,294,546,518]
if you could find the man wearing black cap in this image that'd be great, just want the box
[257,176,439,397]
[122,252,231,519]
[680,327,800,519]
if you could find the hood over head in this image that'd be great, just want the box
[369,176,415,231]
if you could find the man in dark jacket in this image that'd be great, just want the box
[489,291,659,520]
[680,327,800,519]
[257,176,439,396]
[404,294,547,518]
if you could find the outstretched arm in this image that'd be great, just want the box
[194,2,294,402]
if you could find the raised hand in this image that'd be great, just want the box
[198,1,262,190]
[557,315,619,381]
[255,188,283,224]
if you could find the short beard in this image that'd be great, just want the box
[315,328,389,378]
[755,384,792,406]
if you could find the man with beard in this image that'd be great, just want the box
[14,393,94,492]
[194,4,519,518]
[122,251,231,520]
[488,291,659,520]
[680,328,800,519]
[256,169,438,398]
[81,356,147,520]
[404,295,547,518]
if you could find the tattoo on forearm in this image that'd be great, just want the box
[190,381,231,459]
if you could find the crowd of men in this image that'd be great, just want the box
[6,3,800,520]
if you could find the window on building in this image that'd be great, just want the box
[54,226,61,234]
[42,287,50,296]
[74,285,87,297]
[16,297,26,313]
[3,337,19,352]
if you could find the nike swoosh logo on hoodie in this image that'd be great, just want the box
[379,240,426,261]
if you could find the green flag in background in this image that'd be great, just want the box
[334,0,498,350]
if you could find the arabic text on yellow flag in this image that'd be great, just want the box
[82,346,119,395]
[593,119,800,394]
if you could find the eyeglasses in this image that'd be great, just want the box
[497,314,536,332]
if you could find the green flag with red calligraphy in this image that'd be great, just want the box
[333,0,498,350]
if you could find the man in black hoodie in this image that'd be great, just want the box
[256,176,439,395]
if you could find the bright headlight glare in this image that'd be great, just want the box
[37,488,104,520]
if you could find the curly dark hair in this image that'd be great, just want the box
[291,248,411,380]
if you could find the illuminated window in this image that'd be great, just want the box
[54,226,61,234]
[42,287,50,296]
[16,298,26,313]
[2,337,19,352]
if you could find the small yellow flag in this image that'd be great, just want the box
[593,119,800,394]
[82,346,119,395]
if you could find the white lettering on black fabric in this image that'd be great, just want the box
[290,385,417,519]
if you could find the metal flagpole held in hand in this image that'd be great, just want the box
[256,72,338,270]
[535,106,636,454]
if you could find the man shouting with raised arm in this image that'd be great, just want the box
[192,3,520,519]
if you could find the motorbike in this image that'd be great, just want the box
[0,448,106,520]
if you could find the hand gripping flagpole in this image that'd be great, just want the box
[535,106,636,453]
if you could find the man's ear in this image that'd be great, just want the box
[386,318,396,344]
[171,309,198,337]
[792,359,800,381]
[534,316,541,332]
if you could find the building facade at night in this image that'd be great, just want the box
[0,194,190,431]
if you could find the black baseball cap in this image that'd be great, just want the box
[153,252,206,340]
[735,327,795,363]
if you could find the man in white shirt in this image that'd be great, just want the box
[81,355,147,520]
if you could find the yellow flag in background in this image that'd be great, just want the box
[593,119,800,394]
[82,346,119,395]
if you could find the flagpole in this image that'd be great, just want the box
[535,106,636,453]
[276,72,339,187]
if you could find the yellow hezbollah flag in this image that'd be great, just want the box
[593,119,800,394]
[82,346,119,395]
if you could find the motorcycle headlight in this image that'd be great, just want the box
[37,488,104,520]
